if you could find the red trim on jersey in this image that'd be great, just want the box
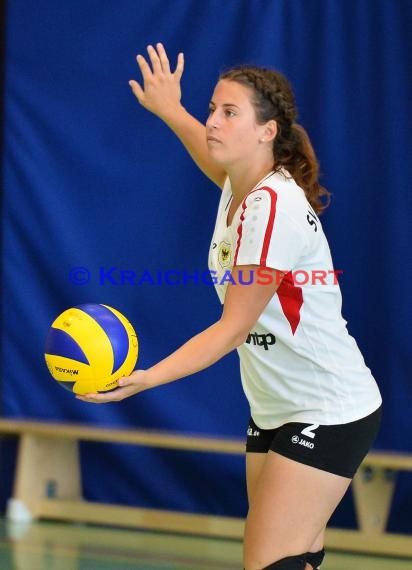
[259,187,277,265]
[233,203,246,266]
[233,186,278,265]
[232,186,302,333]
[277,272,303,335]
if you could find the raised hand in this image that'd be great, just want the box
[129,43,184,121]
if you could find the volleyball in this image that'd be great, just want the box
[44,303,138,395]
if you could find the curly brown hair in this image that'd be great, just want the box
[220,66,331,214]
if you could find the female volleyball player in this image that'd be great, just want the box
[78,44,382,570]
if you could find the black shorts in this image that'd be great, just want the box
[246,406,382,478]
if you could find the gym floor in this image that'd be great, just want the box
[0,519,411,570]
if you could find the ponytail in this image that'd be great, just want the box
[274,123,331,215]
[220,66,331,214]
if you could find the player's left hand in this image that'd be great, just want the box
[76,369,148,403]
[129,43,184,121]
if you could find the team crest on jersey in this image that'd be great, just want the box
[218,240,232,268]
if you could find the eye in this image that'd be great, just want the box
[208,106,215,115]
[225,109,236,117]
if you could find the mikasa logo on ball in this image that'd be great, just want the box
[54,366,79,376]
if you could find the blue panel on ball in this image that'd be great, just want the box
[76,304,129,374]
[45,327,90,365]
[56,380,76,392]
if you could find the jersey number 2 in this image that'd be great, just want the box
[301,424,319,440]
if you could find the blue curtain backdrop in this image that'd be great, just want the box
[1,0,412,530]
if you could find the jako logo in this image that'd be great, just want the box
[55,367,79,376]
[292,437,314,449]
[291,424,319,449]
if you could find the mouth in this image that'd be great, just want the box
[207,136,221,143]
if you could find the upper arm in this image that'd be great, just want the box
[219,265,283,342]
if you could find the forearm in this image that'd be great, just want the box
[77,266,279,404]
[162,105,226,188]
[144,320,244,388]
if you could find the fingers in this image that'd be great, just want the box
[128,79,144,102]
[135,53,153,81]
[76,390,124,403]
[117,375,134,387]
[156,42,170,74]
[174,52,184,81]
[76,386,128,403]
[75,372,145,404]
[147,44,162,74]
[135,44,183,79]
[76,392,111,404]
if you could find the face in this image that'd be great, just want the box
[206,80,273,169]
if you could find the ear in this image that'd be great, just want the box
[262,120,277,142]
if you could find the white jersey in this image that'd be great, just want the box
[208,170,381,429]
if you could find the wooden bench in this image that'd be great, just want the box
[1,418,411,558]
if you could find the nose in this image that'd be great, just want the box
[206,109,219,130]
